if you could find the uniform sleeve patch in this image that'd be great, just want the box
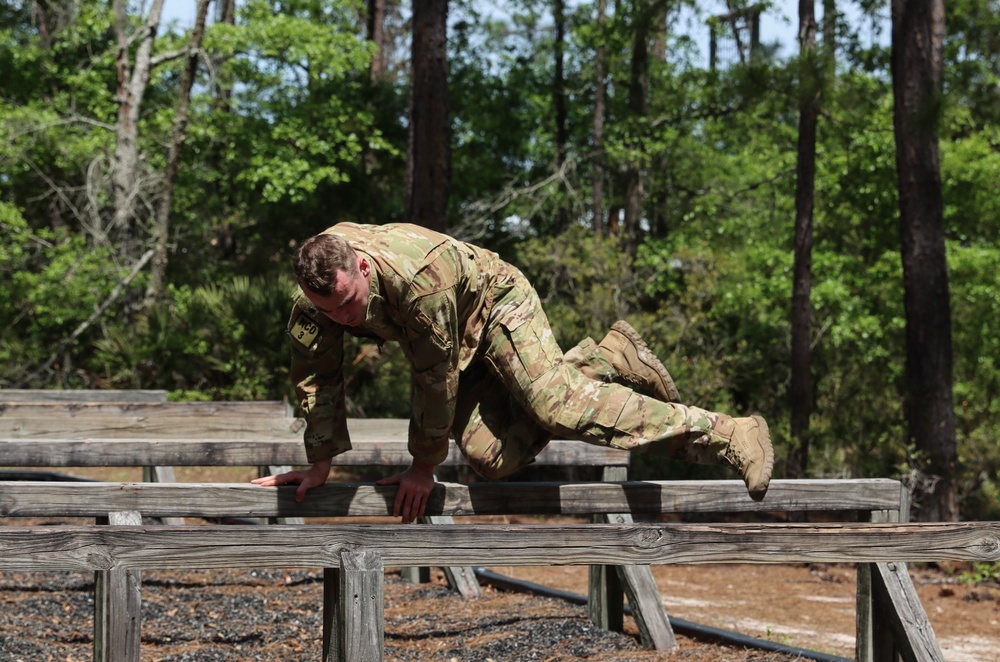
[289,310,321,349]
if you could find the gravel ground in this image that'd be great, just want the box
[0,567,807,661]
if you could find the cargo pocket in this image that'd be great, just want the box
[497,298,560,385]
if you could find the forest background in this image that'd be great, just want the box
[1,0,997,523]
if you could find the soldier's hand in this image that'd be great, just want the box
[376,460,436,524]
[251,458,332,503]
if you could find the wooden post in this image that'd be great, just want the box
[617,562,677,650]
[143,465,186,525]
[589,560,623,631]
[590,465,627,631]
[94,510,142,662]
[591,467,676,650]
[326,550,384,662]
[857,509,899,662]
[872,561,943,661]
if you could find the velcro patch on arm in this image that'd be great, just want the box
[289,308,321,351]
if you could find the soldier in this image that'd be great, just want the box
[253,223,773,522]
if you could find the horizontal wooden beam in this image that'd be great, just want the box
[0,389,167,403]
[0,522,996,571]
[0,479,903,517]
[0,401,291,418]
[0,437,630,467]
[0,416,306,439]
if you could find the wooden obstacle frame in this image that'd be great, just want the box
[3,390,996,661]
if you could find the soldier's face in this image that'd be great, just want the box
[302,257,371,327]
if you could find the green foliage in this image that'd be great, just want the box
[3,0,1000,518]
[92,276,295,400]
[0,205,130,388]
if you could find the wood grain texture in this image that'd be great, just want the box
[0,390,167,403]
[0,479,905,517]
[873,561,943,662]
[0,522,995,571]
[0,401,290,418]
[0,437,630,467]
[0,416,306,439]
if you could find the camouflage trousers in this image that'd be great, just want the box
[452,268,727,479]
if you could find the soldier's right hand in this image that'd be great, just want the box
[251,458,332,503]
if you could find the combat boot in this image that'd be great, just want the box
[710,415,774,501]
[597,321,680,402]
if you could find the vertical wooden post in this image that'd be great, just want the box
[324,551,384,662]
[589,465,676,650]
[590,466,627,631]
[857,508,899,662]
[94,510,142,662]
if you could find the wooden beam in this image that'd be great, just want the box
[0,416,305,439]
[0,389,167,403]
[0,522,996,571]
[0,479,904,518]
[0,438,630,467]
[0,401,290,418]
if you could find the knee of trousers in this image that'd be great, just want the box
[521,365,630,436]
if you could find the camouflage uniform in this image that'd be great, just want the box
[288,222,725,477]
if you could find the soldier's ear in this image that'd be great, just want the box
[358,257,371,278]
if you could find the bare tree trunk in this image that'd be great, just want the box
[623,0,652,257]
[891,0,957,522]
[368,0,387,81]
[363,0,388,176]
[111,0,165,249]
[405,0,450,232]
[145,0,211,308]
[553,0,568,233]
[214,0,237,113]
[822,0,837,70]
[789,0,819,479]
[591,0,607,236]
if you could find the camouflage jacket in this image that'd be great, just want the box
[287,223,514,465]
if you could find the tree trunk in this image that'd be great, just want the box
[623,1,652,257]
[144,0,211,309]
[405,0,450,232]
[111,0,165,250]
[591,0,607,236]
[368,0,387,81]
[890,0,957,522]
[789,0,819,479]
[214,0,237,113]
[553,0,568,233]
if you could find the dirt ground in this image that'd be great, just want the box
[1,466,998,660]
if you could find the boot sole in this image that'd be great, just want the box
[611,321,681,402]
[747,415,774,502]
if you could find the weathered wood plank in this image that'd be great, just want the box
[338,550,384,662]
[858,509,901,662]
[0,416,306,439]
[0,401,290,418]
[94,511,142,662]
[872,562,944,662]
[0,480,905,518]
[617,563,677,651]
[0,389,167,403]
[0,522,996,571]
[0,437,630,467]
